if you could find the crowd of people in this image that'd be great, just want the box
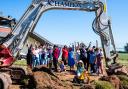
[27,44,54,68]
[26,42,104,83]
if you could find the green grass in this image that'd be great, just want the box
[118,53,128,65]
[117,75,128,89]
[118,53,128,60]
[95,81,115,89]
[13,59,27,66]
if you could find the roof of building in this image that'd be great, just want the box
[28,32,54,46]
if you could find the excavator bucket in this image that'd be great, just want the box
[0,45,14,67]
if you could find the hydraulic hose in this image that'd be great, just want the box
[92,2,109,42]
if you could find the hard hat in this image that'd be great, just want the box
[78,60,83,63]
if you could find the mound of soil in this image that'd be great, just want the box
[32,66,73,89]
[107,64,128,76]
[115,66,128,75]
[117,75,128,89]
[80,84,94,89]
[100,75,120,89]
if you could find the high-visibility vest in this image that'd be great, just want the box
[78,71,90,80]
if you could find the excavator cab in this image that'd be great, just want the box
[0,16,14,38]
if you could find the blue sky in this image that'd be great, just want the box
[0,0,128,49]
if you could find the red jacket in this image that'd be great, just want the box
[62,48,68,58]
[53,48,59,59]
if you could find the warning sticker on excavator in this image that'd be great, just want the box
[104,4,107,12]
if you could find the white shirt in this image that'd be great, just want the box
[35,49,39,58]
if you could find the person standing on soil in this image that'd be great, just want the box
[44,46,48,66]
[86,42,92,71]
[32,46,36,68]
[89,48,96,74]
[41,47,46,66]
[48,46,53,71]
[68,47,75,71]
[35,45,40,66]
[80,43,87,69]
[96,48,103,75]
[52,45,59,72]
[62,45,68,65]
[76,48,80,63]
[46,47,50,67]
[39,45,43,65]
[26,44,33,68]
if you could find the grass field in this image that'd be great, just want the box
[13,59,27,66]
[118,53,128,65]
[118,53,128,60]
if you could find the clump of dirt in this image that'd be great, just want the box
[117,75,128,89]
[31,66,108,89]
[100,75,120,89]
[107,63,128,76]
[115,66,128,76]
[32,66,73,89]
[80,84,94,89]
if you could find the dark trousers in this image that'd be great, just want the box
[49,60,53,70]
[90,63,96,73]
[81,58,89,71]
[53,58,58,72]
[73,76,84,84]
[62,57,67,65]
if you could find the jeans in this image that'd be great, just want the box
[35,57,40,66]
[32,55,36,68]
[39,54,42,65]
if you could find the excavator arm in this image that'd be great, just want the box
[0,0,117,67]
[0,3,44,67]
[92,2,118,66]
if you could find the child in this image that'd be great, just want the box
[73,60,90,84]
[60,61,65,72]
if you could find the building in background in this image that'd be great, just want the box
[20,32,54,55]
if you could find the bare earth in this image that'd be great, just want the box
[9,65,106,89]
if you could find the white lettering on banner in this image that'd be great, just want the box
[47,0,83,7]
[33,0,98,8]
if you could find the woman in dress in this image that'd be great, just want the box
[68,47,75,71]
